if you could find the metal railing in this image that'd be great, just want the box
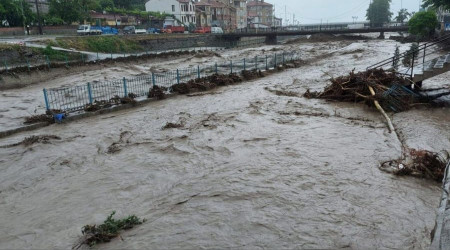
[43,52,300,113]
[367,33,450,79]
[230,22,408,34]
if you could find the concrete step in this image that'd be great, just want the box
[434,56,447,69]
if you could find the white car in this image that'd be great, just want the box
[211,27,224,34]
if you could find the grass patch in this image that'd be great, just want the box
[54,36,143,53]
[80,211,145,247]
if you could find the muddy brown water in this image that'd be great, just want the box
[0,36,449,249]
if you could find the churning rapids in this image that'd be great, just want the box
[0,34,449,249]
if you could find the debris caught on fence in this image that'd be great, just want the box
[304,68,450,113]
[242,69,265,80]
[24,114,54,125]
[381,149,449,182]
[148,86,166,100]
[75,211,145,248]
[171,73,242,95]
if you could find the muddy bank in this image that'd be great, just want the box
[0,38,447,249]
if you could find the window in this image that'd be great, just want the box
[172,5,175,12]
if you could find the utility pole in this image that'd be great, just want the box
[35,0,43,35]
[20,0,26,35]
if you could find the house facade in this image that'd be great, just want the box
[199,0,236,31]
[437,6,450,31]
[145,0,196,26]
[26,0,49,14]
[195,1,212,27]
[247,0,273,28]
[234,0,247,29]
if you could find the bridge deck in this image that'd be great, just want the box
[222,26,408,38]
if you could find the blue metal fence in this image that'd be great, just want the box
[44,52,300,113]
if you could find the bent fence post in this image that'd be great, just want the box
[46,56,50,69]
[26,58,30,71]
[43,89,50,111]
[87,82,93,104]
[177,69,180,84]
[265,55,268,70]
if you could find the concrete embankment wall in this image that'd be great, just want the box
[431,161,450,250]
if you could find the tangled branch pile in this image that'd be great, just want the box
[381,149,449,181]
[304,69,421,111]
[171,73,242,94]
[24,114,54,125]
[78,211,145,247]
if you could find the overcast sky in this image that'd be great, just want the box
[270,0,424,24]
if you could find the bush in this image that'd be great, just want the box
[408,11,438,38]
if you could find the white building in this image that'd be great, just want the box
[145,0,196,26]
[234,0,247,29]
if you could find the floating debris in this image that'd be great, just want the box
[75,211,145,248]
[381,149,449,182]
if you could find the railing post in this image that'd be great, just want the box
[96,52,99,61]
[215,62,218,74]
[87,82,93,104]
[81,53,85,63]
[43,88,50,111]
[255,56,258,70]
[3,60,8,72]
[411,53,415,79]
[123,77,128,97]
[243,58,246,71]
[152,72,156,87]
[282,52,285,64]
[197,65,200,79]
[65,54,68,67]
[423,44,427,64]
[177,69,180,84]
[230,60,233,74]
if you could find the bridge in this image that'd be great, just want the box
[221,22,409,44]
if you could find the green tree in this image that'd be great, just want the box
[408,10,438,38]
[422,0,450,10]
[99,0,114,10]
[0,0,34,27]
[395,8,411,23]
[49,0,82,24]
[366,0,393,26]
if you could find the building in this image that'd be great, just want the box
[195,1,212,27]
[247,0,273,28]
[437,6,450,31]
[26,0,49,14]
[198,0,236,31]
[145,0,196,26]
[273,17,282,27]
[234,0,247,29]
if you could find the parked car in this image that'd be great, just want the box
[194,27,211,34]
[147,28,161,34]
[77,25,102,35]
[161,28,172,34]
[211,27,224,34]
[164,25,185,33]
[123,26,147,35]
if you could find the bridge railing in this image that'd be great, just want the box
[229,22,407,34]
[367,33,450,79]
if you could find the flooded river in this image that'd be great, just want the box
[0,35,448,249]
